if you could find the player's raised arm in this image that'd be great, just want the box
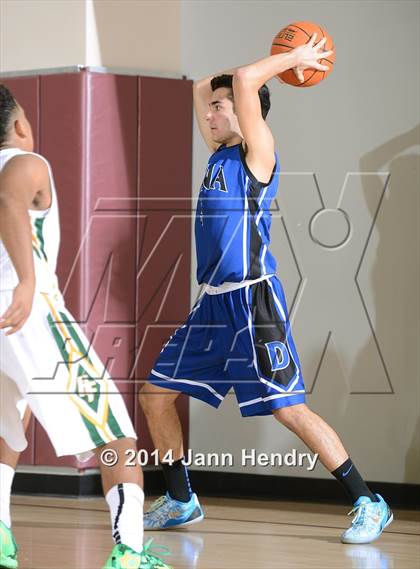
[233,33,332,182]
[0,154,49,334]
[193,66,239,153]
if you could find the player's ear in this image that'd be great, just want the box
[14,118,25,138]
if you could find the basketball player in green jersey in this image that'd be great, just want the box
[0,85,171,569]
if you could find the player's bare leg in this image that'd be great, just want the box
[273,403,348,471]
[0,408,30,568]
[0,407,31,470]
[139,383,183,461]
[273,403,376,498]
[139,383,203,530]
[274,403,392,543]
[0,407,31,534]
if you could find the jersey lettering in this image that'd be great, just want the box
[201,164,228,193]
[265,340,290,372]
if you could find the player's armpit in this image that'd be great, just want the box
[232,69,275,184]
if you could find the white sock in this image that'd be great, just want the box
[0,464,15,528]
[105,483,144,553]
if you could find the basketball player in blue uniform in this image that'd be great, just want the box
[139,34,393,544]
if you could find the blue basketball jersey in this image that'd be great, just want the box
[195,143,279,286]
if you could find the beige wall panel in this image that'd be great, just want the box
[1,0,181,74]
[0,0,86,72]
[92,0,181,73]
[183,0,420,484]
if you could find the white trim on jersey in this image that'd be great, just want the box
[150,369,224,401]
[256,186,269,226]
[261,244,268,275]
[254,185,269,275]
[242,176,249,280]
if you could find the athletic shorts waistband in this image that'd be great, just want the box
[203,274,275,295]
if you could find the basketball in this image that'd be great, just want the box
[271,21,335,87]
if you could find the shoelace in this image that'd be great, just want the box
[348,504,365,525]
[147,496,168,514]
[347,502,378,529]
[141,539,171,568]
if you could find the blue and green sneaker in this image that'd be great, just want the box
[103,540,172,569]
[341,494,393,544]
[144,493,203,530]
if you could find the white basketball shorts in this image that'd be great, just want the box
[0,290,136,459]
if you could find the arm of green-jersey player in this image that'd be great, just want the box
[0,155,49,334]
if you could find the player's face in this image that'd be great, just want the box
[206,88,241,144]
[14,103,34,152]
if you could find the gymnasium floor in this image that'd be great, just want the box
[11,495,419,568]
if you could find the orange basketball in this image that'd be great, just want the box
[271,21,335,87]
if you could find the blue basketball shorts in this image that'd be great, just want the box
[148,275,306,417]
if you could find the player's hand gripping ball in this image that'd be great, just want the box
[271,21,335,87]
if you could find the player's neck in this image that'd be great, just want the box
[223,134,243,148]
[0,140,27,151]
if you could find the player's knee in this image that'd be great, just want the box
[274,404,308,428]
[138,384,173,416]
[138,388,157,415]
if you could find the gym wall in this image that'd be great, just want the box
[184,0,419,486]
[1,0,419,488]
[0,0,182,74]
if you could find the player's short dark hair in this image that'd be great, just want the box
[210,74,271,120]
[0,84,18,147]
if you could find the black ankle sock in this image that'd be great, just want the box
[161,458,192,503]
[332,458,377,504]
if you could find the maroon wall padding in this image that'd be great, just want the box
[2,71,192,470]
[1,76,40,465]
[40,73,86,318]
[135,77,193,454]
[78,72,138,421]
[2,76,40,152]
[34,73,88,467]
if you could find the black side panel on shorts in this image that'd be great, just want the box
[251,280,297,387]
